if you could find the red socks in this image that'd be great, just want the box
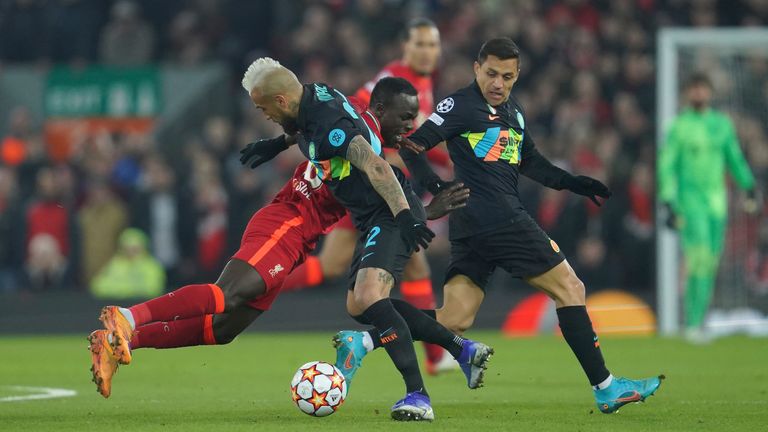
[130,315,218,349]
[281,256,324,291]
[401,279,444,364]
[128,284,225,328]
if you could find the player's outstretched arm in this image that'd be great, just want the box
[399,137,446,195]
[520,142,611,206]
[240,134,297,169]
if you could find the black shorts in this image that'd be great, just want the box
[347,195,426,290]
[445,212,565,290]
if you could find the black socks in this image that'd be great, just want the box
[362,300,463,358]
[361,299,425,394]
[557,305,611,386]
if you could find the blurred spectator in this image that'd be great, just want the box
[0,167,24,292]
[167,9,209,65]
[112,132,152,194]
[91,228,165,299]
[572,235,620,290]
[78,180,128,284]
[100,0,155,66]
[189,150,228,279]
[25,233,68,291]
[23,167,76,290]
[130,154,195,284]
[1,107,34,167]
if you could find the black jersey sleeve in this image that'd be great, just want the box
[312,117,365,160]
[400,95,469,194]
[408,95,468,150]
[399,148,443,194]
[519,131,570,190]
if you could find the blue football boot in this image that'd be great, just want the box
[332,330,368,389]
[594,375,664,413]
[455,339,494,389]
[391,390,434,421]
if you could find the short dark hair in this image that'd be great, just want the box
[370,77,418,107]
[686,72,713,90]
[477,37,521,64]
[401,17,437,41]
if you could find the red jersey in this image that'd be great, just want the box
[271,161,347,237]
[355,60,434,127]
[355,61,451,170]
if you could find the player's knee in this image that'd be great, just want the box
[559,278,585,306]
[437,308,474,335]
[353,290,384,310]
[220,279,263,311]
[212,329,238,345]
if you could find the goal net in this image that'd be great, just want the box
[656,28,768,336]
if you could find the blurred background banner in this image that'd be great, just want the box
[44,66,161,161]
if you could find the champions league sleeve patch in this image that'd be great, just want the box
[436,97,454,113]
[328,128,346,147]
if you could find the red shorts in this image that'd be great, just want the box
[231,203,314,311]
[332,211,356,231]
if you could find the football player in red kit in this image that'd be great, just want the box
[281,18,455,374]
[88,77,469,399]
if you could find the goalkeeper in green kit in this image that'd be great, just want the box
[658,73,758,341]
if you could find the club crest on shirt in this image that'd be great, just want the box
[308,141,316,159]
[269,264,284,277]
[329,128,346,147]
[516,110,525,129]
[437,97,454,113]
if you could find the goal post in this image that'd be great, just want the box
[656,28,768,335]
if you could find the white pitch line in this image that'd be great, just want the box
[0,386,77,402]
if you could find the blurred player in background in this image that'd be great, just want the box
[87,78,469,400]
[658,72,758,342]
[281,18,455,374]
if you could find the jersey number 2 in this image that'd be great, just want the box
[365,226,381,248]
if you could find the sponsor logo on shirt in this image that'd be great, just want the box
[292,178,312,200]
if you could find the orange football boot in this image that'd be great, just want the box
[99,306,134,365]
[88,330,119,398]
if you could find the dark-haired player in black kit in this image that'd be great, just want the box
[241,59,493,421]
[398,38,664,414]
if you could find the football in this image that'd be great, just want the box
[290,361,348,417]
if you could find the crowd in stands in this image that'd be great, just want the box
[1,0,766,298]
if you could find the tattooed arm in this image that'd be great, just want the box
[346,135,410,216]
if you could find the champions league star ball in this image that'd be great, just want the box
[290,361,348,417]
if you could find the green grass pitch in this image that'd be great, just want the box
[1,331,766,431]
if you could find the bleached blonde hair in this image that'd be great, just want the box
[241,57,286,94]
